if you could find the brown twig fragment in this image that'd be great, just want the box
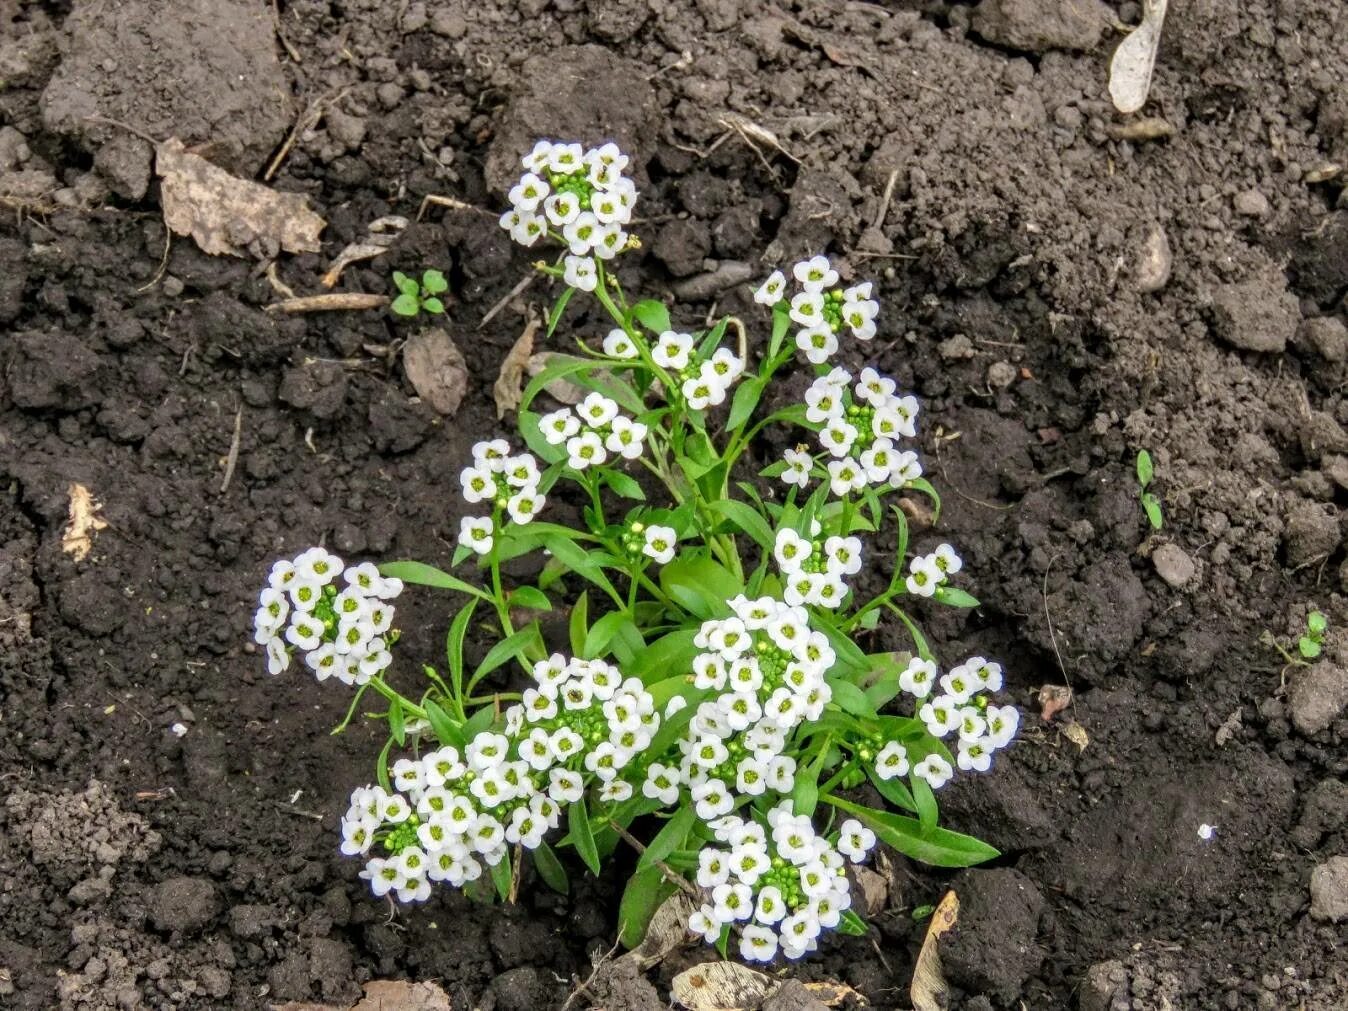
[607,820,700,900]
[266,293,390,314]
[220,406,243,494]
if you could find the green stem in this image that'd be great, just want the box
[819,756,860,797]
[330,683,372,735]
[367,676,428,721]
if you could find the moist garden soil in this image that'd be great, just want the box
[2,0,1347,1008]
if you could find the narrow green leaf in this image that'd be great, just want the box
[628,628,702,684]
[865,765,918,813]
[617,864,673,949]
[380,561,491,601]
[447,598,477,702]
[631,299,672,334]
[507,586,552,612]
[389,697,406,746]
[584,609,633,660]
[725,376,765,433]
[375,736,394,793]
[570,591,589,658]
[423,699,465,748]
[638,806,696,872]
[837,909,869,936]
[815,617,868,674]
[911,773,938,834]
[827,676,878,718]
[468,623,541,692]
[660,555,741,618]
[824,795,999,867]
[792,758,821,817]
[715,923,731,959]
[490,853,513,902]
[545,287,576,338]
[542,534,622,601]
[933,585,980,609]
[570,798,602,876]
[1136,449,1154,487]
[890,504,910,571]
[1142,493,1163,530]
[463,704,496,739]
[532,841,569,894]
[768,304,790,358]
[600,468,645,501]
[709,499,775,551]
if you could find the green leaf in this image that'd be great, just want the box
[447,599,477,701]
[570,591,589,658]
[792,758,821,817]
[631,299,672,335]
[422,296,445,314]
[532,841,569,894]
[890,504,910,571]
[768,304,790,357]
[1136,449,1154,487]
[517,410,568,464]
[545,287,576,339]
[506,585,552,612]
[490,853,513,902]
[468,623,541,693]
[375,736,394,793]
[422,269,449,294]
[715,923,731,959]
[392,271,418,295]
[629,628,701,684]
[390,292,421,316]
[380,561,491,601]
[600,468,645,501]
[570,798,602,876]
[388,697,406,746]
[865,765,918,813]
[824,795,999,867]
[1142,492,1163,530]
[463,704,496,739]
[423,699,465,748]
[617,864,673,949]
[911,773,938,834]
[726,373,765,432]
[933,585,980,608]
[1298,636,1323,660]
[837,909,869,936]
[815,617,868,674]
[827,676,878,718]
[584,609,634,660]
[1308,611,1328,636]
[541,533,622,601]
[638,806,696,872]
[660,555,741,618]
[709,499,775,551]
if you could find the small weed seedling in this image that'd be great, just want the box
[1136,449,1162,529]
[1261,610,1329,674]
[254,141,1022,964]
[391,269,448,317]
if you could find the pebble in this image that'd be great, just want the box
[1287,660,1348,736]
[1135,223,1172,292]
[1151,543,1195,587]
[939,334,976,360]
[1309,856,1348,921]
[1233,189,1271,218]
[987,360,1017,388]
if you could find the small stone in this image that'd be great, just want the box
[1309,856,1348,921]
[1287,661,1348,736]
[148,876,217,933]
[1233,189,1271,218]
[1300,316,1348,362]
[986,361,1017,389]
[430,10,468,38]
[1152,543,1195,587]
[1283,500,1341,567]
[939,334,976,360]
[971,0,1111,53]
[1135,224,1172,293]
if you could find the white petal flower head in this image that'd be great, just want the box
[605,415,648,459]
[505,210,545,247]
[899,657,937,699]
[459,465,497,505]
[539,408,580,446]
[507,172,549,212]
[562,254,598,292]
[506,490,544,525]
[754,269,787,305]
[915,753,955,788]
[782,448,812,488]
[578,392,619,428]
[563,213,601,254]
[985,703,1019,749]
[547,142,585,174]
[543,190,581,226]
[836,818,877,862]
[652,330,694,370]
[565,430,607,470]
[918,695,959,738]
[602,328,639,359]
[905,555,943,597]
[819,418,858,458]
[874,740,910,780]
[682,373,726,411]
[459,515,494,555]
[740,925,780,963]
[793,255,839,292]
[788,290,825,328]
[934,542,963,576]
[522,140,554,173]
[643,525,677,564]
[827,458,866,497]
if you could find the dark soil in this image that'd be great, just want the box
[3,0,1348,1008]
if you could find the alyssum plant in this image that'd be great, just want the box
[252,140,1019,963]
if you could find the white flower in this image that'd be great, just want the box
[682,373,726,411]
[547,142,585,174]
[804,382,843,424]
[539,408,580,445]
[459,465,497,504]
[643,525,677,564]
[265,636,289,676]
[602,328,639,359]
[819,418,857,457]
[605,416,647,459]
[956,738,993,773]
[782,448,812,488]
[899,657,937,699]
[905,555,942,597]
[1197,823,1216,842]
[543,190,581,226]
[789,290,825,327]
[836,819,876,862]
[918,696,959,738]
[459,515,494,555]
[692,779,734,820]
[548,768,584,804]
[507,172,549,212]
[565,430,607,470]
[578,392,619,428]
[563,254,598,292]
[652,330,693,369]
[688,904,722,944]
[754,270,787,305]
[563,213,601,255]
[914,753,954,789]
[740,925,780,962]
[642,763,681,805]
[984,704,1019,749]
[827,458,866,497]
[874,740,910,780]
[793,255,839,292]
[934,543,963,576]
[599,780,633,803]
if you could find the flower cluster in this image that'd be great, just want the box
[781,367,923,498]
[688,803,875,962]
[772,523,861,610]
[755,256,881,363]
[872,655,1019,787]
[458,440,547,556]
[341,654,660,902]
[673,595,835,820]
[540,392,648,471]
[905,543,961,598]
[499,140,636,292]
[253,547,402,686]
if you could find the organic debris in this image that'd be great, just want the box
[270,978,452,1011]
[493,312,541,418]
[527,353,586,405]
[1037,683,1073,722]
[910,890,959,1011]
[671,962,776,1011]
[1109,0,1168,115]
[265,293,390,314]
[156,137,325,258]
[624,890,698,969]
[61,483,108,561]
[402,328,469,417]
[321,215,409,287]
[1106,117,1175,142]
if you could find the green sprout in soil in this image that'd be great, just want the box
[1136,449,1162,530]
[1261,610,1329,671]
[251,140,1021,966]
[390,269,448,317]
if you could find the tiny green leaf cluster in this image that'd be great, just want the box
[1136,449,1163,529]
[391,269,448,317]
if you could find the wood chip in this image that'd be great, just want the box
[1061,720,1090,751]
[271,979,453,1011]
[1108,0,1168,115]
[266,293,390,314]
[493,312,541,419]
[1106,117,1175,142]
[402,328,469,416]
[62,483,108,561]
[910,890,959,1011]
[156,137,325,258]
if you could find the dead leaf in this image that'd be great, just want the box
[1108,0,1168,115]
[493,313,541,419]
[157,137,325,258]
[1037,683,1073,722]
[804,980,866,1006]
[62,483,107,561]
[1061,720,1090,751]
[403,328,469,416]
[852,865,889,918]
[321,215,410,288]
[910,890,959,1011]
[671,961,776,1011]
[527,353,586,405]
[271,979,452,1011]
[625,890,698,969]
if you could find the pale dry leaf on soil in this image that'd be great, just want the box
[671,961,776,1011]
[402,328,469,417]
[157,137,325,258]
[61,482,107,561]
[1061,720,1090,751]
[910,889,959,1011]
[493,312,541,419]
[270,978,453,1011]
[321,215,410,288]
[1108,0,1169,115]
[624,890,698,969]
